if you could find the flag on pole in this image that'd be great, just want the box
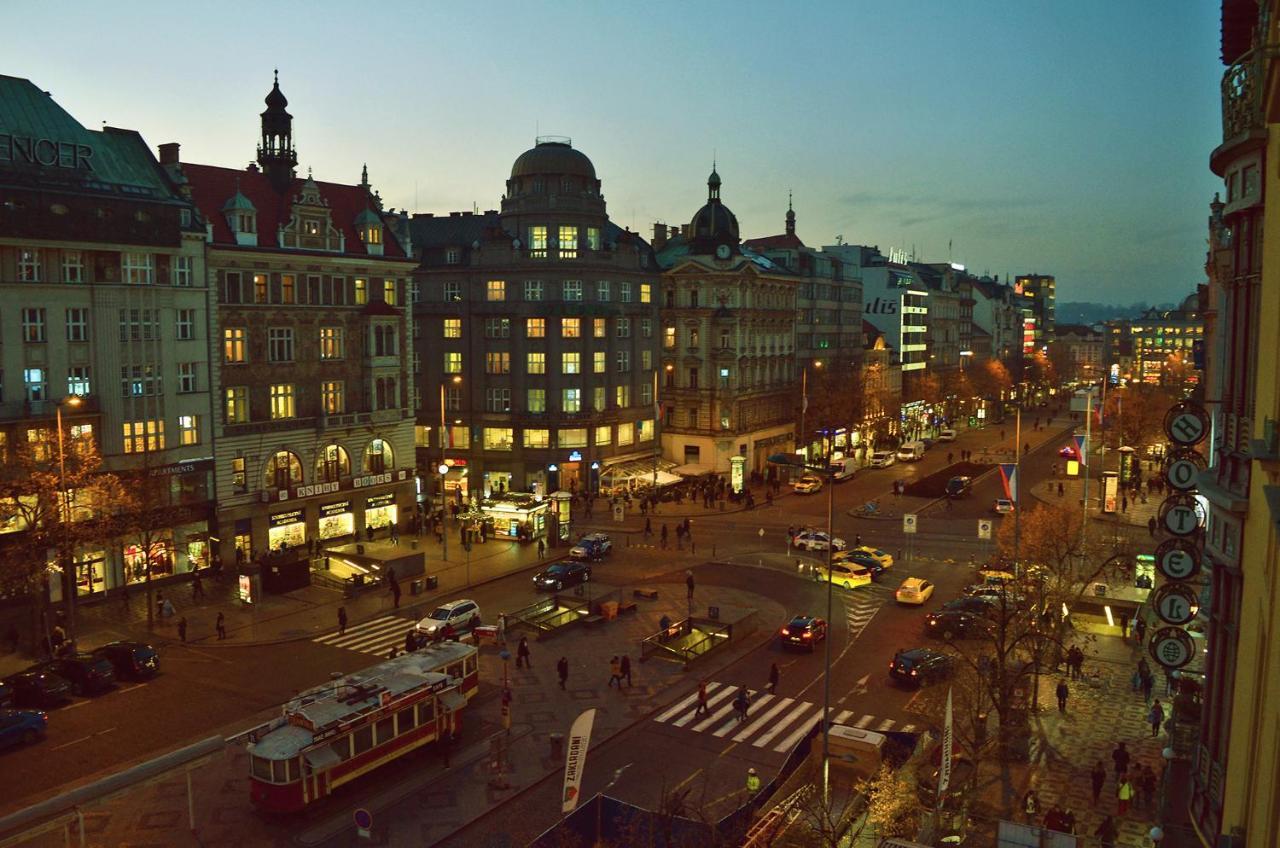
[1074,434,1088,466]
[561,708,597,813]
[939,687,953,796]
[998,464,1018,501]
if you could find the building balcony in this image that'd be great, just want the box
[1222,48,1264,141]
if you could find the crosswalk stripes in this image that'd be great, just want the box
[654,682,913,752]
[843,595,882,641]
[313,615,417,656]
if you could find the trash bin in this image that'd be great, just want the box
[425,575,439,590]
[410,579,425,596]
[601,601,619,620]
[549,733,564,760]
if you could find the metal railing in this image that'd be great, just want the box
[1222,47,1266,140]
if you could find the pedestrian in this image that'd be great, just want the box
[661,524,669,549]
[337,605,348,636]
[1131,668,1142,692]
[1135,615,1148,646]
[1149,700,1164,737]
[216,611,226,640]
[1055,679,1069,713]
[658,614,672,642]
[733,688,751,721]
[557,656,569,690]
[644,517,652,538]
[1141,671,1154,703]
[1094,815,1118,848]
[1043,806,1064,833]
[517,636,531,669]
[621,655,632,687]
[768,662,780,695]
[1091,761,1107,804]
[439,725,453,768]
[162,597,175,619]
[1022,789,1040,824]
[1148,516,1158,537]
[404,629,417,655]
[745,767,760,795]
[178,616,187,642]
[1165,668,1178,696]
[694,679,710,718]
[1139,764,1157,811]
[537,538,546,559]
[686,570,695,600]
[390,523,399,545]
[1122,494,1128,513]
[608,656,622,688]
[156,592,166,622]
[1112,741,1130,782]
[191,570,205,601]
[1117,776,1134,815]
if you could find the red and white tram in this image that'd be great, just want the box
[247,640,479,812]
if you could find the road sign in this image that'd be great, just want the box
[977,519,992,540]
[612,503,625,522]
[1164,449,1206,492]
[1164,402,1210,446]
[1153,583,1199,626]
[354,808,373,839]
[903,513,918,535]
[758,527,765,537]
[1155,539,1202,581]
[1149,626,1196,670]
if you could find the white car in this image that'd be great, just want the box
[793,530,846,552]
[938,429,957,442]
[993,498,1015,514]
[869,450,896,468]
[792,475,824,495]
[415,599,481,637]
[895,578,935,605]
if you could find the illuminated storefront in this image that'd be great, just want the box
[364,493,397,530]
[479,493,549,541]
[123,536,175,585]
[268,509,307,551]
[318,500,354,540]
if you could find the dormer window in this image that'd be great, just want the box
[364,225,382,245]
[237,212,256,233]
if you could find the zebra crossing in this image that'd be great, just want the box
[313,614,418,657]
[653,681,916,752]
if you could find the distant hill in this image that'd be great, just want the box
[1056,301,1175,325]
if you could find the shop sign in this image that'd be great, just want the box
[1153,583,1199,626]
[1155,538,1201,581]
[147,458,214,477]
[0,134,95,170]
[568,450,583,462]
[238,574,253,604]
[1149,626,1196,670]
[270,509,305,527]
[296,481,341,498]
[354,472,393,489]
[367,494,396,509]
[320,501,351,518]
[444,458,468,467]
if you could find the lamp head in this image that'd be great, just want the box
[437,463,449,475]
[64,395,83,408]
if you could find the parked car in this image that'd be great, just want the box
[832,550,884,579]
[793,530,846,552]
[940,596,997,616]
[91,641,160,680]
[896,442,926,462]
[889,648,953,687]
[924,610,992,641]
[895,577,935,605]
[570,533,613,561]
[779,615,827,652]
[2,671,72,709]
[963,584,1026,605]
[415,599,481,637]
[29,653,116,696]
[0,709,48,750]
[937,429,957,442]
[868,450,897,468]
[533,562,591,591]
[792,475,824,495]
[851,547,894,569]
[817,561,874,590]
[944,476,973,499]
[993,498,1015,514]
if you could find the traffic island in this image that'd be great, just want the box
[639,605,758,669]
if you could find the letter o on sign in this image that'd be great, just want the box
[1164,448,1206,492]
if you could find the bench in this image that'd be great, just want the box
[617,600,638,615]
[634,588,659,600]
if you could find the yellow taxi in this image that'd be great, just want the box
[894,577,935,605]
[816,560,874,590]
[852,546,894,569]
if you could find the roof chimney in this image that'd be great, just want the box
[158,142,180,165]
[652,222,667,251]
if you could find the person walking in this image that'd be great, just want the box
[621,655,632,687]
[1022,789,1040,824]
[768,662,780,695]
[644,517,652,538]
[537,538,546,559]
[337,606,348,636]
[686,570,695,600]
[1139,764,1158,812]
[390,578,401,610]
[733,688,751,722]
[745,767,761,795]
[1112,741,1131,782]
[608,656,622,688]
[1117,776,1134,815]
[661,524,669,549]
[516,636,531,669]
[177,616,187,643]
[1094,815,1118,848]
[1091,761,1107,804]
[215,611,227,641]
[694,679,710,718]
[404,629,417,655]
[557,656,569,690]
[1149,700,1164,737]
[1140,669,1154,703]
[1055,679,1069,713]
[191,570,205,601]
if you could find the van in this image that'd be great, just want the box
[896,441,926,462]
[829,457,858,481]
[868,450,896,468]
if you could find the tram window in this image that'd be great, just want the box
[278,758,299,783]
[251,755,273,782]
[418,700,435,723]
[465,655,477,676]
[353,725,374,755]
[376,717,395,744]
[329,738,350,762]
[447,662,463,679]
[398,707,417,732]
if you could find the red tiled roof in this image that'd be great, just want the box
[743,232,805,251]
[181,163,408,259]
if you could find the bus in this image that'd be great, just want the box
[245,641,479,813]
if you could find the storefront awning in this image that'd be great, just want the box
[671,463,715,477]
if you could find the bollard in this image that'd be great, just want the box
[549,732,564,761]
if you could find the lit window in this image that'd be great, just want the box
[616,318,631,338]
[281,274,296,304]
[523,428,550,449]
[22,308,46,342]
[225,387,248,423]
[562,318,581,338]
[17,249,41,282]
[559,226,578,259]
[122,252,154,285]
[563,388,581,412]
[528,226,547,259]
[587,228,601,251]
[316,445,350,482]
[265,450,303,489]
[524,280,544,301]
[640,283,652,304]
[616,385,631,406]
[597,280,610,301]
[593,351,606,374]
[268,328,294,362]
[364,438,394,473]
[365,226,382,245]
[594,318,606,338]
[526,318,545,338]
[443,318,461,339]
[641,350,652,370]
[224,328,247,363]
[253,273,268,303]
[559,428,587,448]
[485,352,511,374]
[121,420,164,453]
[562,352,580,374]
[592,386,606,412]
[663,326,676,349]
[178,415,200,446]
[177,363,196,394]
[383,279,396,305]
[444,352,463,374]
[65,308,88,342]
[231,457,246,492]
[527,389,546,413]
[354,278,368,305]
[527,352,546,374]
[563,280,583,301]
[62,251,84,284]
[638,419,654,441]
[119,364,162,397]
[483,428,514,451]
[67,366,91,396]
[320,327,345,360]
[617,422,635,446]
[269,384,296,419]
[487,280,506,301]
[594,425,611,446]
[321,381,345,414]
[23,367,46,402]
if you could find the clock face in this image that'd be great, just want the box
[715,244,731,259]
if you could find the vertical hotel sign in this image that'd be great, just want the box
[561,708,597,813]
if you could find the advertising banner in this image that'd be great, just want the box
[561,708,597,813]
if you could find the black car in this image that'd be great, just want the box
[2,671,73,708]
[532,562,591,591]
[944,476,973,498]
[91,641,160,680]
[30,653,116,696]
[924,610,992,641]
[889,648,953,687]
[836,551,884,579]
[941,596,996,617]
[779,615,827,652]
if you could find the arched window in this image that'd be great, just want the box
[264,450,303,490]
[315,444,350,483]
[364,438,393,474]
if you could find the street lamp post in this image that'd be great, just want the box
[55,395,83,642]
[798,361,823,462]
[440,376,461,561]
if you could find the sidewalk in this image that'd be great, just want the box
[1030,473,1162,532]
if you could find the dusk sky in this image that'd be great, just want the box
[7,1,1221,305]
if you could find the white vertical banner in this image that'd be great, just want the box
[939,687,953,796]
[561,708,597,813]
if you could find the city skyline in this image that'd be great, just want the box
[4,2,1219,305]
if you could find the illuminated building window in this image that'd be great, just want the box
[443,318,461,339]
[269,384,296,420]
[528,226,547,258]
[225,387,248,423]
[383,279,396,305]
[595,425,612,446]
[444,352,462,374]
[23,367,46,402]
[223,328,247,363]
[527,352,546,374]
[587,228,601,251]
[483,428,514,451]
[364,439,394,472]
[592,318,606,339]
[67,367,91,396]
[524,429,550,449]
[320,327,345,359]
[178,415,200,446]
[264,450,303,489]
[563,388,582,413]
[526,318,545,338]
[593,351,606,374]
[316,444,350,482]
[616,385,631,406]
[559,226,578,259]
[663,326,676,350]
[485,351,510,374]
[354,278,368,305]
[562,352,580,375]
[487,280,506,301]
[122,420,164,453]
[593,386,606,412]
[559,428,587,448]
[527,389,546,413]
[563,280,583,301]
[617,422,634,446]
[253,273,268,303]
[562,318,581,338]
[321,381,345,415]
[280,274,295,304]
[641,283,652,304]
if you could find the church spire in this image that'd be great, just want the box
[257,69,297,192]
[785,190,796,236]
[707,159,721,202]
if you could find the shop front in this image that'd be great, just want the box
[268,508,307,552]
[318,500,355,540]
[364,493,397,531]
[123,535,175,585]
[480,493,549,542]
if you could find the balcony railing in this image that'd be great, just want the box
[1222,48,1264,141]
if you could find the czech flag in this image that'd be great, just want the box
[998,464,1018,501]
[1073,434,1088,466]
